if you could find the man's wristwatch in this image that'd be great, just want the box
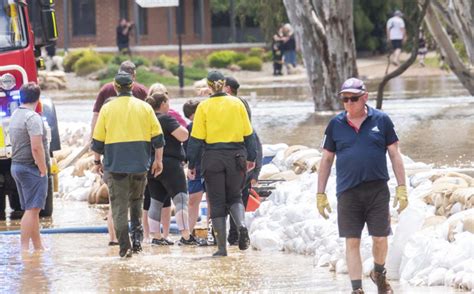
[94,159,101,165]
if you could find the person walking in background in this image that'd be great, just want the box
[90,60,147,247]
[317,78,408,294]
[280,23,297,74]
[223,77,263,246]
[386,10,406,66]
[144,93,199,246]
[92,72,164,258]
[187,71,256,257]
[9,83,49,251]
[418,28,428,67]
[272,26,284,76]
[116,18,134,55]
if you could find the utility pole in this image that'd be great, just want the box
[177,0,184,88]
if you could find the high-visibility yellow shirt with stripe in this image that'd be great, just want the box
[92,95,164,173]
[191,94,253,144]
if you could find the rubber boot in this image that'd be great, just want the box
[212,217,227,257]
[229,203,250,250]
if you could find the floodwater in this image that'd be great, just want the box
[1,74,472,293]
[50,74,474,168]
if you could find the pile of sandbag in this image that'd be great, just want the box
[88,174,109,205]
[419,172,474,216]
[54,122,110,204]
[259,144,321,181]
[38,70,67,90]
[59,123,89,148]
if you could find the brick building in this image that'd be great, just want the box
[54,0,212,50]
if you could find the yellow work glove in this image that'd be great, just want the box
[393,185,408,213]
[317,193,332,219]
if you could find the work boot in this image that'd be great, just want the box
[132,239,142,253]
[370,269,393,294]
[229,203,250,250]
[351,289,364,294]
[130,226,143,253]
[211,217,227,257]
[119,247,133,258]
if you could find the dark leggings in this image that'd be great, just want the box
[147,157,187,203]
[202,149,247,219]
[143,187,170,210]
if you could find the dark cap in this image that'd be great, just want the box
[114,71,133,86]
[225,76,240,91]
[339,78,367,95]
[207,70,225,82]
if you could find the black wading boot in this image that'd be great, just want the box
[212,217,227,257]
[229,203,250,250]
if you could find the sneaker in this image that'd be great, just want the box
[119,248,133,258]
[178,234,199,246]
[108,241,119,246]
[238,227,250,251]
[132,240,142,253]
[151,238,174,246]
[162,238,174,245]
[351,289,364,294]
[370,269,393,294]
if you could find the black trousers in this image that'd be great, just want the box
[202,149,247,219]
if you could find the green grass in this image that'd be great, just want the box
[424,56,450,71]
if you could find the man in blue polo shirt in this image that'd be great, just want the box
[316,78,407,294]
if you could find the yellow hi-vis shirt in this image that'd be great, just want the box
[191,94,253,144]
[92,95,164,173]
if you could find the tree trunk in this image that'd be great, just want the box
[425,4,474,95]
[283,0,358,111]
[447,0,473,65]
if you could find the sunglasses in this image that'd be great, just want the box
[340,93,364,103]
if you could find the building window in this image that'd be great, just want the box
[72,0,96,36]
[175,0,185,34]
[138,6,148,35]
[119,0,129,20]
[193,0,202,36]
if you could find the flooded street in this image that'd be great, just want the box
[50,75,474,168]
[0,231,458,293]
[1,75,473,293]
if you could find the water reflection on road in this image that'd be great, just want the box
[0,232,458,293]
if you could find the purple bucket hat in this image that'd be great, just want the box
[339,78,367,95]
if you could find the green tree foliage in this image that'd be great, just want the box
[353,0,422,53]
[210,0,288,41]
[211,0,426,54]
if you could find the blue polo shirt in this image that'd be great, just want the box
[322,105,398,196]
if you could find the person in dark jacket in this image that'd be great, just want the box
[224,76,263,245]
[187,71,256,257]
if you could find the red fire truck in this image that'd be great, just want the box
[0,0,60,220]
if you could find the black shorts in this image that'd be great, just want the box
[147,157,187,204]
[337,180,391,238]
[391,39,402,49]
[143,187,171,210]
